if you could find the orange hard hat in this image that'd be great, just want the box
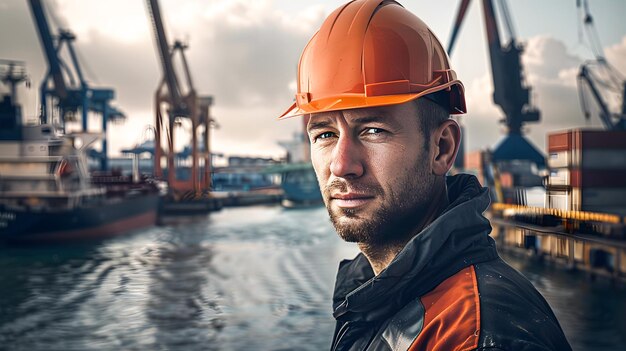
[279,0,466,119]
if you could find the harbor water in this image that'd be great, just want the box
[1,205,625,351]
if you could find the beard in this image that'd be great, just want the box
[323,162,435,246]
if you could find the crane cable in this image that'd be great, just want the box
[498,0,517,42]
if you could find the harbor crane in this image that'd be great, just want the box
[576,0,626,131]
[27,0,125,170]
[448,0,545,170]
[146,0,215,197]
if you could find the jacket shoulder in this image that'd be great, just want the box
[474,258,572,351]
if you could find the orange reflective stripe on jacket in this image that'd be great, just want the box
[410,265,481,351]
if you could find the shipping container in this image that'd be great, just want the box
[548,129,626,153]
[548,149,626,169]
[546,187,626,216]
[548,168,626,188]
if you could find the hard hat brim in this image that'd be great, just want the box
[278,80,466,119]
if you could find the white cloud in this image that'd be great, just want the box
[605,36,626,75]
[54,0,150,44]
[523,36,580,82]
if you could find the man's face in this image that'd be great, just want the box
[306,101,437,246]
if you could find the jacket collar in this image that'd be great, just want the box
[332,174,498,322]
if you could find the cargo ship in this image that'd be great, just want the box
[0,63,159,243]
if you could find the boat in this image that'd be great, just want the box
[264,162,322,208]
[270,131,323,208]
[279,162,322,207]
[0,63,159,243]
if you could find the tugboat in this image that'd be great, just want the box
[0,61,159,242]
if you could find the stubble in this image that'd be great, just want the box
[324,160,435,246]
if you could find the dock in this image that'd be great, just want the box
[489,203,626,283]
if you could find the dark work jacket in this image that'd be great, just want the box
[330,174,571,351]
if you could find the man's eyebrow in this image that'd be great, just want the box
[307,119,333,132]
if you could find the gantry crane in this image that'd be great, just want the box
[448,0,545,169]
[27,0,125,170]
[146,0,214,197]
[576,0,626,131]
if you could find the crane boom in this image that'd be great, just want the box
[447,0,471,56]
[146,0,185,113]
[28,0,67,99]
[576,0,626,131]
[578,65,613,129]
[578,65,626,130]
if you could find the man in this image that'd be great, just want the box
[279,0,571,350]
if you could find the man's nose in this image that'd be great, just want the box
[330,134,364,178]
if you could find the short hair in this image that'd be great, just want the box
[414,94,450,149]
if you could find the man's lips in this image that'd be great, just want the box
[330,193,375,208]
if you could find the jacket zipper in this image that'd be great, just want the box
[332,322,350,351]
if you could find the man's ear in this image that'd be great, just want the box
[431,119,461,176]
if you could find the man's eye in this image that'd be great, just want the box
[364,128,384,135]
[316,132,335,140]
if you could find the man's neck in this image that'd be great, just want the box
[360,180,449,275]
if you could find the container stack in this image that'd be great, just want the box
[546,129,626,216]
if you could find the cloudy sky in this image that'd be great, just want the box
[0,0,625,160]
